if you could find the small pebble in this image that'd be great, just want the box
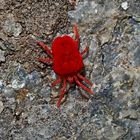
[121,1,129,10]
[11,79,25,90]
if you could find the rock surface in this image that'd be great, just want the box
[0,0,140,140]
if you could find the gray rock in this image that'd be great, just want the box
[26,70,42,89]
[11,79,26,90]
[1,0,140,140]
[119,110,138,119]
[0,101,4,113]
[1,41,16,51]
[0,80,4,91]
[6,66,27,90]
[0,50,5,62]
[40,85,51,100]
[2,86,15,98]
[134,46,140,66]
[0,0,5,10]
[68,1,98,23]
[3,14,22,37]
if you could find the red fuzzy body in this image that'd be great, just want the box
[52,35,84,77]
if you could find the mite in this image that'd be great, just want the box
[34,25,94,107]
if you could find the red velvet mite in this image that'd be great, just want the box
[35,25,94,107]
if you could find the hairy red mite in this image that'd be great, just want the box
[35,25,94,107]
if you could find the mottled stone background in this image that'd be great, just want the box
[0,0,140,139]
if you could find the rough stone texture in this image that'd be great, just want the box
[0,50,5,62]
[0,0,140,140]
[3,13,22,37]
[0,100,4,113]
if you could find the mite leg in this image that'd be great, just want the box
[74,76,94,94]
[36,41,52,57]
[52,77,61,87]
[57,79,67,108]
[38,57,53,64]
[77,74,93,86]
[31,34,52,57]
[81,47,89,56]
[73,24,80,47]
[77,87,89,99]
